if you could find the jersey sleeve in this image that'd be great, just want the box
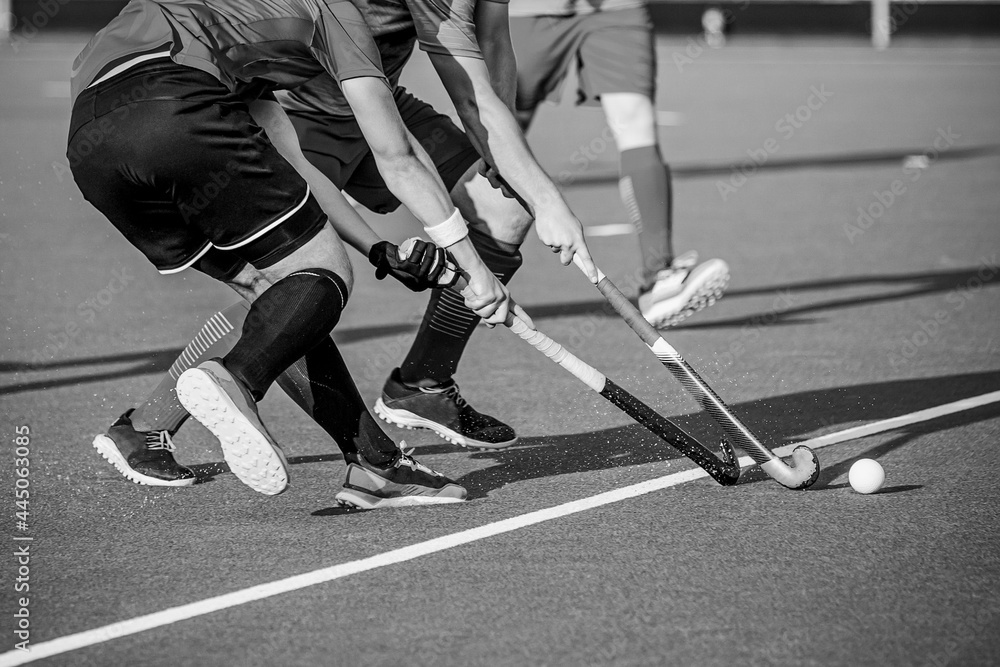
[312,1,390,85]
[407,0,497,59]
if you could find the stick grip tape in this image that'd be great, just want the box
[507,314,606,393]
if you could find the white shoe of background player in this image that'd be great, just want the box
[638,251,730,328]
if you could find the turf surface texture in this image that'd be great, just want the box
[1,34,999,666]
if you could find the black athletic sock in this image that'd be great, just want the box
[399,228,523,385]
[224,269,348,401]
[276,338,398,465]
[620,145,674,291]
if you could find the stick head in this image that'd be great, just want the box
[760,446,821,489]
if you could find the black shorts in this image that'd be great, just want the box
[510,7,657,112]
[286,87,480,214]
[68,61,326,281]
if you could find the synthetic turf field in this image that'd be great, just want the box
[2,31,1000,666]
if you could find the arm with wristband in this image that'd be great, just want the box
[337,76,518,324]
[414,0,598,282]
[248,98,453,292]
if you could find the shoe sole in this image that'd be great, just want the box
[92,434,196,487]
[373,399,518,450]
[643,261,730,329]
[334,487,465,510]
[176,367,289,496]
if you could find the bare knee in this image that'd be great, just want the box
[255,223,355,296]
[601,93,657,152]
[225,263,272,303]
[451,164,533,246]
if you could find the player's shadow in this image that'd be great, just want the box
[1,267,996,396]
[452,370,999,498]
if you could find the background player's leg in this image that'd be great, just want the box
[601,91,674,288]
[378,165,532,449]
[398,165,531,384]
[601,92,729,328]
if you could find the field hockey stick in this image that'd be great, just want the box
[572,256,820,490]
[397,239,741,485]
[500,311,741,486]
[395,239,740,484]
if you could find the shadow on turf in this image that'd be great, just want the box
[562,144,1000,184]
[452,370,1000,499]
[2,267,996,395]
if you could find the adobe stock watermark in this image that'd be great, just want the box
[716,85,834,201]
[5,0,72,53]
[844,127,959,244]
[887,255,997,369]
[12,424,33,653]
[716,290,797,368]
[28,267,134,365]
[672,0,751,72]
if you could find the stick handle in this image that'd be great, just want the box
[572,256,778,465]
[505,314,607,393]
[573,255,661,347]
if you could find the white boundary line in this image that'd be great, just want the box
[3,389,999,666]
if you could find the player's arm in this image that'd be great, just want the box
[338,76,516,323]
[248,98,456,293]
[424,7,597,280]
[474,0,516,111]
[247,98,382,255]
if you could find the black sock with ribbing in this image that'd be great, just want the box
[223,269,348,401]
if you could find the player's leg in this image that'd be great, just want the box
[342,92,531,449]
[579,8,729,328]
[374,160,531,449]
[72,63,463,502]
[600,91,674,280]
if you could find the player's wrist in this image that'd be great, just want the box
[423,208,469,247]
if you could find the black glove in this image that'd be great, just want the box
[368,240,458,292]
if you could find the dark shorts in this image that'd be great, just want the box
[286,87,480,214]
[510,7,657,112]
[68,61,326,281]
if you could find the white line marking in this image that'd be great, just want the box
[585,223,634,237]
[3,389,999,666]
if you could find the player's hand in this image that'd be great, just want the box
[458,264,526,328]
[534,203,599,283]
[368,240,459,292]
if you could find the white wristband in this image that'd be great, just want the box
[423,208,468,247]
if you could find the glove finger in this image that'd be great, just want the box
[425,248,447,282]
[402,239,428,266]
[416,244,438,278]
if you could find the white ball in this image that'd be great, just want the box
[849,459,885,494]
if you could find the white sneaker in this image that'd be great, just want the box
[176,359,289,495]
[638,251,729,328]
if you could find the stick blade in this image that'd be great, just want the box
[760,445,821,490]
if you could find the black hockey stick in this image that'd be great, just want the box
[574,258,820,490]
[502,312,741,486]
[396,238,740,485]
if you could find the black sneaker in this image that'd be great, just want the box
[92,410,196,487]
[373,368,517,450]
[335,444,467,510]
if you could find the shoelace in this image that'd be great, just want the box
[416,380,468,409]
[394,441,441,477]
[145,431,177,452]
[439,383,468,409]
